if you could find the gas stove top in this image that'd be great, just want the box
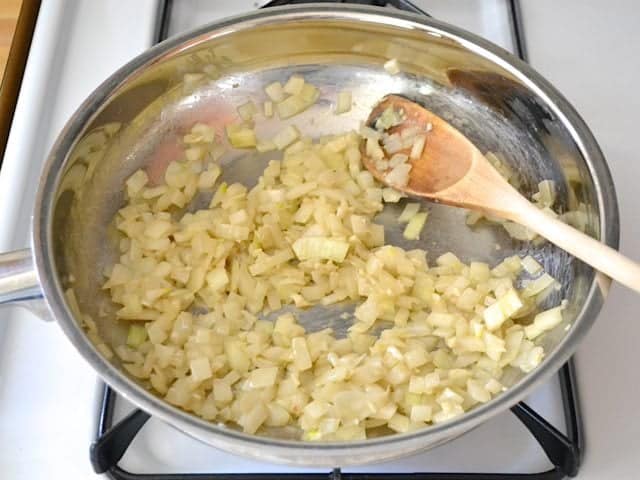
[92,367,581,478]
[89,1,581,479]
[8,1,640,479]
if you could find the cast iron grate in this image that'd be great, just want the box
[90,1,583,478]
[91,362,583,479]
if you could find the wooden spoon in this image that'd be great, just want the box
[362,95,640,293]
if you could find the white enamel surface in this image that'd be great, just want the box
[168,0,515,51]
[2,0,630,477]
[0,1,158,479]
[521,1,640,479]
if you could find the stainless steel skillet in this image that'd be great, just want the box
[0,4,617,466]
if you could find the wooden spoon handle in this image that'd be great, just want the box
[509,196,640,293]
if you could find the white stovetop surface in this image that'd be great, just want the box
[0,1,638,478]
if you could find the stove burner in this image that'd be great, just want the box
[90,1,584,478]
[91,362,583,479]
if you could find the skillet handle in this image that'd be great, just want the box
[0,248,49,319]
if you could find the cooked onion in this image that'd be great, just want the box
[97,98,565,442]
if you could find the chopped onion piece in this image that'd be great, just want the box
[382,187,405,203]
[399,203,421,223]
[126,170,148,198]
[384,58,400,75]
[522,273,556,298]
[256,140,277,153]
[502,221,537,241]
[198,164,221,190]
[383,134,403,154]
[410,135,426,160]
[375,107,403,131]
[410,405,432,423]
[375,159,389,172]
[263,100,273,118]
[525,305,564,339]
[561,210,588,232]
[226,124,256,148]
[273,125,300,150]
[403,212,428,240]
[483,288,523,330]
[532,180,556,208]
[521,255,542,275]
[284,75,305,95]
[206,268,229,291]
[265,81,285,102]
[385,163,412,188]
[366,138,385,161]
[240,404,268,434]
[359,125,381,141]
[276,95,307,119]
[237,100,258,121]
[299,83,319,103]
[388,413,410,432]
[190,357,213,382]
[292,237,350,263]
[389,153,408,167]
[127,325,147,347]
[335,91,352,114]
[291,337,312,371]
[246,366,279,389]
[401,125,421,140]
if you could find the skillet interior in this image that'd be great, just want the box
[48,14,602,446]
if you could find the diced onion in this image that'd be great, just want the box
[522,273,556,298]
[398,203,421,222]
[276,96,305,119]
[382,188,405,203]
[226,124,256,148]
[532,180,556,208]
[388,413,410,432]
[385,163,411,188]
[126,170,148,198]
[335,91,352,114]
[410,404,432,423]
[389,153,408,167]
[283,75,305,95]
[102,116,563,443]
[375,107,403,131]
[384,58,401,75]
[256,140,277,153]
[503,221,537,241]
[521,255,542,275]
[127,325,147,347]
[272,125,300,150]
[190,357,213,382]
[237,101,258,121]
[403,212,428,240]
[410,135,426,160]
[291,337,312,371]
[292,237,350,263]
[246,366,279,388]
[483,288,523,330]
[525,305,564,339]
[265,81,285,102]
[263,101,274,118]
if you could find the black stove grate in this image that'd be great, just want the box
[90,1,584,478]
[91,362,583,479]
